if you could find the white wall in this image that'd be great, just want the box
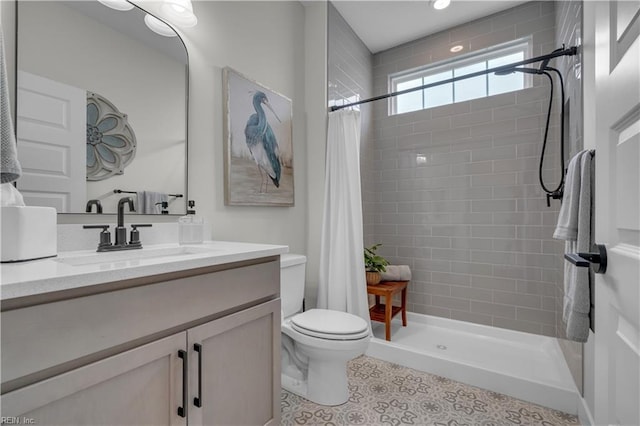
[4,1,314,255]
[303,1,328,308]
[149,0,310,254]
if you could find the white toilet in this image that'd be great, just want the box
[280,254,370,406]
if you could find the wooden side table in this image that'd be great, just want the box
[366,281,408,341]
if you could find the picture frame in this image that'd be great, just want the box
[222,67,294,206]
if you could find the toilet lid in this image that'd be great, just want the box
[290,309,369,340]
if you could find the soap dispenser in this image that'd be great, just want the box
[178,200,204,244]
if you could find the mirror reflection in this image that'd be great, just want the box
[16,0,188,215]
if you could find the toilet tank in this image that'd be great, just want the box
[280,254,307,318]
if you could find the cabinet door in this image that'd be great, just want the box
[188,299,281,426]
[1,333,187,426]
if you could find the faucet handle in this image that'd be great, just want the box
[130,224,152,245]
[83,225,112,250]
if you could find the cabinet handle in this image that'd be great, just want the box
[194,343,203,408]
[178,349,187,418]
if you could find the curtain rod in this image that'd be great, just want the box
[329,46,578,112]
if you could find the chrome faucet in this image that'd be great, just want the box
[83,197,152,252]
[85,199,103,213]
[115,197,135,246]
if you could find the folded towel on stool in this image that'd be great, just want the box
[381,265,411,282]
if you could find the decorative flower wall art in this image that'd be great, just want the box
[86,92,137,181]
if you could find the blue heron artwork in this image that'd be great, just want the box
[223,68,294,206]
[245,91,281,193]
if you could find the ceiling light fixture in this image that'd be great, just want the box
[432,0,451,10]
[97,0,134,11]
[161,0,198,28]
[450,45,463,53]
[144,14,177,37]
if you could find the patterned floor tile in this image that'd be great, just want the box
[281,355,580,426]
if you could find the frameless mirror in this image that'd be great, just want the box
[15,0,188,215]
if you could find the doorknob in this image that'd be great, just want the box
[564,244,607,274]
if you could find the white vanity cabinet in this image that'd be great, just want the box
[187,300,280,426]
[1,333,187,425]
[1,256,281,426]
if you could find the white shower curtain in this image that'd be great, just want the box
[317,109,371,330]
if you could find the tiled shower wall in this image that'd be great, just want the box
[370,2,567,336]
[555,0,584,391]
[327,3,375,245]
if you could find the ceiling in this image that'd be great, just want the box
[331,0,528,53]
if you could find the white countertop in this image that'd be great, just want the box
[0,241,288,301]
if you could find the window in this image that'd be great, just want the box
[390,40,531,115]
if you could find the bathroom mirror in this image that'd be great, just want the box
[15,0,188,215]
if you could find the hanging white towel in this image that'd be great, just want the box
[317,110,371,333]
[136,191,168,214]
[0,28,22,184]
[553,150,593,342]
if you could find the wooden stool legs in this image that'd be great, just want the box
[366,281,409,341]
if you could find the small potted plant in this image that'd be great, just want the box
[364,243,389,285]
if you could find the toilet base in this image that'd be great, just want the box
[281,358,350,406]
[307,359,350,405]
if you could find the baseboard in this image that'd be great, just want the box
[578,396,595,425]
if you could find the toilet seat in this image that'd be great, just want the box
[290,309,370,340]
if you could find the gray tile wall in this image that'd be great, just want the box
[554,0,584,393]
[327,3,375,245]
[369,2,567,336]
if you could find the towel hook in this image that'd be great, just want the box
[565,244,607,274]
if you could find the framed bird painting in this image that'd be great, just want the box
[223,67,294,206]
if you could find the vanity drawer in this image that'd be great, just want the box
[1,258,279,392]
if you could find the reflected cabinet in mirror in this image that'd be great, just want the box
[15,0,188,215]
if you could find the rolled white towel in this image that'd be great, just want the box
[380,265,411,282]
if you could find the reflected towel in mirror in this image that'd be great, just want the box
[137,191,168,214]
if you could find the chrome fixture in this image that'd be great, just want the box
[116,197,135,246]
[85,199,103,214]
[494,48,569,206]
[83,197,152,252]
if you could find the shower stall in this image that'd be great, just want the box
[328,0,584,414]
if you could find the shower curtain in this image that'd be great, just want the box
[317,109,371,330]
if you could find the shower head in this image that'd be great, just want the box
[494,67,541,76]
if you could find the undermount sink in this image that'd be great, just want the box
[56,245,221,267]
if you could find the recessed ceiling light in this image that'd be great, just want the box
[450,45,464,53]
[97,0,134,11]
[432,0,451,10]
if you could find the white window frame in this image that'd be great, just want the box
[389,38,533,115]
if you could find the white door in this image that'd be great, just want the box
[16,71,85,212]
[0,333,187,426]
[588,1,640,424]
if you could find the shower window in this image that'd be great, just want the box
[390,39,531,115]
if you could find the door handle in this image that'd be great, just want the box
[178,349,187,418]
[194,343,203,408]
[564,243,607,274]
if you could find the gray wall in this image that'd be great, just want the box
[328,2,375,245]
[369,2,566,336]
[555,0,584,393]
